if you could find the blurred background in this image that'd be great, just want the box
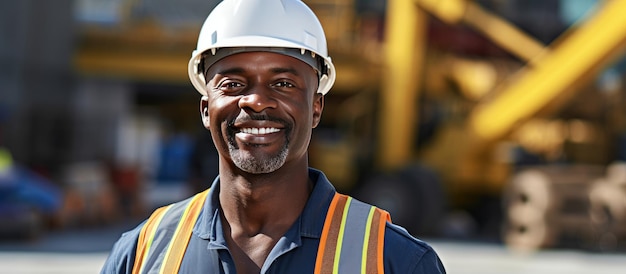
[2,0,626,272]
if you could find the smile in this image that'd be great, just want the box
[240,127,281,135]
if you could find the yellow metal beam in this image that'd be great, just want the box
[377,0,545,170]
[462,2,547,65]
[74,48,191,83]
[416,0,546,64]
[417,0,466,24]
[469,0,626,142]
[378,0,427,169]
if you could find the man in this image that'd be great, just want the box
[102,0,446,273]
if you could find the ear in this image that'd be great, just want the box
[312,93,324,128]
[200,96,210,129]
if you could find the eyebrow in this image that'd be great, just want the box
[270,67,300,76]
[212,67,300,77]
[214,67,246,76]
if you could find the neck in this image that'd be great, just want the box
[218,164,312,236]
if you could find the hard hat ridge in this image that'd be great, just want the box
[188,0,336,95]
[199,47,326,80]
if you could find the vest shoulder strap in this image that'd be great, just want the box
[132,189,209,274]
[133,190,390,274]
[315,193,391,274]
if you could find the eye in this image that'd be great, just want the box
[272,81,296,89]
[213,80,245,93]
[223,82,243,88]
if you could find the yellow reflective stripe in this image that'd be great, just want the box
[134,204,172,274]
[361,207,376,274]
[333,196,352,273]
[140,205,172,273]
[158,193,204,274]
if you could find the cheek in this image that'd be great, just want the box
[208,96,238,119]
[207,97,239,136]
[282,97,311,120]
[285,97,316,135]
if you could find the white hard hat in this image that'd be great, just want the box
[188,0,336,95]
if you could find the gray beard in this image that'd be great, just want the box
[228,142,289,174]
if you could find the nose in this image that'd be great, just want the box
[238,86,278,112]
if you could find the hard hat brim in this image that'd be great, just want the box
[188,36,335,96]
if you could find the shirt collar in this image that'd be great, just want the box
[194,168,336,241]
[299,168,336,238]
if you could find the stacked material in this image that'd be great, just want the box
[503,165,605,251]
[588,162,626,250]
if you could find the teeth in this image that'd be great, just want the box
[241,128,280,134]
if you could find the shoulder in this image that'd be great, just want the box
[101,193,209,274]
[101,197,196,273]
[100,223,143,274]
[383,223,447,273]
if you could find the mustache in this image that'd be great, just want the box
[229,113,291,128]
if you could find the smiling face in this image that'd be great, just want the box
[201,51,323,174]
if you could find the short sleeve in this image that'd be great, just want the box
[383,223,446,274]
[409,248,446,274]
[100,224,142,274]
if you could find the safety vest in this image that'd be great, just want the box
[132,189,390,274]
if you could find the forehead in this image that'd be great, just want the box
[207,51,317,77]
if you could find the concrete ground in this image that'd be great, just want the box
[0,223,624,274]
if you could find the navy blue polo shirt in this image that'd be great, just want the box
[101,169,446,273]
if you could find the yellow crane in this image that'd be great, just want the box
[73,0,626,249]
[366,0,626,248]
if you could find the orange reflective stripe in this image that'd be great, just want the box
[315,193,348,274]
[131,189,210,274]
[375,209,390,274]
[132,204,172,274]
[160,189,209,274]
[316,193,389,274]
